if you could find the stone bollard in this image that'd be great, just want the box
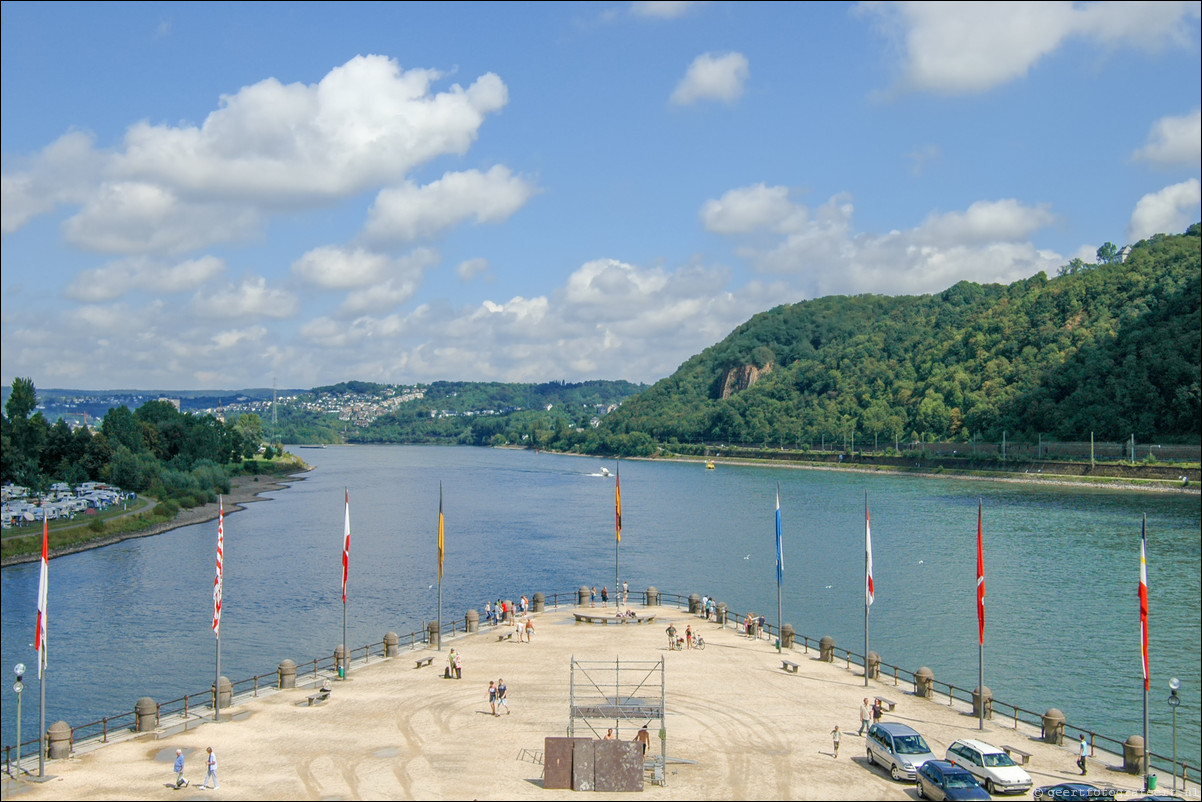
[427,621,439,648]
[973,686,993,719]
[1042,709,1066,745]
[781,623,795,648]
[915,667,934,698]
[384,632,399,657]
[1123,735,1144,774]
[334,645,347,678]
[134,697,157,732]
[578,586,590,606]
[819,636,836,662]
[277,659,297,689]
[504,600,515,623]
[688,593,701,614]
[715,602,727,626]
[212,676,232,710]
[465,609,479,633]
[532,592,545,612]
[866,651,881,679]
[646,586,659,607]
[46,721,71,759]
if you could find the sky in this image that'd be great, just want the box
[2,1,1200,392]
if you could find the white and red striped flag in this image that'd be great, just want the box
[1139,516,1149,691]
[212,498,224,636]
[865,503,874,607]
[342,489,350,604]
[36,515,48,678]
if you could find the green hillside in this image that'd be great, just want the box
[599,225,1201,448]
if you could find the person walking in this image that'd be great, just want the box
[447,649,456,679]
[858,698,872,736]
[601,586,609,607]
[685,625,693,650]
[1077,734,1088,775]
[622,581,629,605]
[200,746,218,789]
[173,749,189,789]
[497,678,510,714]
[590,586,597,608]
[665,623,677,650]
[453,650,463,680]
[831,725,842,758]
[488,681,498,716]
[634,725,651,755]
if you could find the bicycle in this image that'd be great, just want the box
[694,635,705,650]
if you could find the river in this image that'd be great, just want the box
[2,445,1199,768]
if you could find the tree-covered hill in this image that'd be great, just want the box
[599,226,1201,448]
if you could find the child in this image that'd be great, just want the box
[831,725,841,758]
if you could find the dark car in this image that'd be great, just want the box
[917,759,991,801]
[1032,782,1115,801]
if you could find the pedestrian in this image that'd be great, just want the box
[488,680,498,716]
[590,586,597,608]
[757,614,766,639]
[872,698,883,723]
[622,581,629,605]
[200,746,218,789]
[454,650,463,680]
[601,586,609,607]
[858,698,872,736]
[447,648,456,679]
[516,621,524,642]
[484,601,492,626]
[665,623,677,650]
[497,678,510,714]
[831,725,841,758]
[524,618,534,641]
[634,725,650,755]
[1077,734,1088,775]
[173,748,189,789]
[685,625,693,650]
[604,728,615,740]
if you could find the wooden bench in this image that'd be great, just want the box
[306,690,330,706]
[414,655,434,669]
[1001,745,1032,765]
[498,631,513,641]
[781,660,799,673]
[876,697,898,712]
[573,613,656,625]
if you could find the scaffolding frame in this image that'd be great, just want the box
[569,656,667,785]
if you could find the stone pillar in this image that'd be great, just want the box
[384,632,400,657]
[134,697,157,732]
[465,609,479,633]
[504,600,515,623]
[1041,709,1066,744]
[819,636,836,662]
[866,651,881,679]
[915,667,934,698]
[973,686,993,719]
[1123,735,1144,774]
[578,586,590,606]
[646,587,659,607]
[277,659,297,689]
[427,621,439,648]
[212,676,232,710]
[46,721,71,759]
[715,602,727,626]
[781,623,795,648]
[688,593,701,614]
[532,592,545,612]
[334,645,347,677]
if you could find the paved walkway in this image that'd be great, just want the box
[2,604,1193,800]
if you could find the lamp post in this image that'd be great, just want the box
[12,663,25,780]
[1168,678,1177,798]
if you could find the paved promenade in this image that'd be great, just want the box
[2,603,1195,800]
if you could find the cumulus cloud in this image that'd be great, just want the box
[1,131,103,235]
[190,276,299,319]
[631,1,708,19]
[701,183,803,235]
[456,257,490,281]
[670,52,750,106]
[1127,178,1202,241]
[363,166,539,244]
[65,255,227,302]
[1134,108,1202,167]
[861,1,1200,94]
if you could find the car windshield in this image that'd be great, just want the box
[894,735,931,754]
[945,773,979,789]
[983,752,1017,768]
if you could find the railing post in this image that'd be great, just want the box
[102,717,108,743]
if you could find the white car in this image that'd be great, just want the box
[945,738,1033,795]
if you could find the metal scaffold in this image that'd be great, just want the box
[568,657,667,785]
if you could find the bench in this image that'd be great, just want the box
[498,631,513,641]
[414,655,434,669]
[781,660,799,673]
[1001,745,1032,765]
[306,690,330,706]
[573,613,656,625]
[876,697,898,712]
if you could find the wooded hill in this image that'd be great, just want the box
[599,225,1201,448]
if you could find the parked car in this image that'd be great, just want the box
[945,738,1034,794]
[1032,782,1111,801]
[916,759,991,801]
[866,721,937,781]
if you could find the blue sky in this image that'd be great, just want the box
[3,1,1199,392]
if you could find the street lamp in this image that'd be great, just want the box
[1168,678,1177,798]
[12,663,25,780]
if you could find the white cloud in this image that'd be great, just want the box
[861,1,1200,94]
[338,279,422,317]
[1127,178,1202,241]
[631,1,708,19]
[190,276,299,319]
[701,184,801,234]
[915,199,1057,245]
[1134,108,1202,167]
[1,131,102,235]
[670,52,750,106]
[65,255,226,302]
[456,258,490,281]
[363,166,539,243]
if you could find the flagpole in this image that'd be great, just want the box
[978,499,985,731]
[341,488,350,679]
[614,463,621,600]
[214,498,223,723]
[775,483,783,654]
[36,515,48,778]
[437,482,444,651]
[864,491,869,687]
[1141,514,1149,790]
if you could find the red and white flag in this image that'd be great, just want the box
[865,503,874,608]
[212,498,224,636]
[976,501,985,646]
[342,489,350,604]
[36,515,48,678]
[1139,516,1149,691]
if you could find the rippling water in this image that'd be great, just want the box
[2,445,1198,767]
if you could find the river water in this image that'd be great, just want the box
[2,445,1199,767]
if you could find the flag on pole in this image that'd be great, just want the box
[212,498,224,636]
[865,503,874,607]
[775,485,784,588]
[438,483,445,581]
[1139,517,1149,692]
[615,467,622,544]
[36,515,48,678]
[342,489,350,604]
[976,501,986,646]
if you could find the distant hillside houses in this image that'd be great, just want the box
[1,481,133,529]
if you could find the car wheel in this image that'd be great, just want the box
[891,764,902,781]
[916,779,926,799]
[866,749,874,765]
[987,779,996,795]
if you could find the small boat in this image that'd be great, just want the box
[600,467,612,477]
[705,460,716,470]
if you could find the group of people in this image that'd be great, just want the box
[172,746,218,790]
[589,581,631,608]
[664,622,697,650]
[447,648,463,679]
[857,697,886,735]
[484,595,530,626]
[742,612,766,639]
[487,678,510,716]
[602,725,652,754]
[515,617,535,642]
